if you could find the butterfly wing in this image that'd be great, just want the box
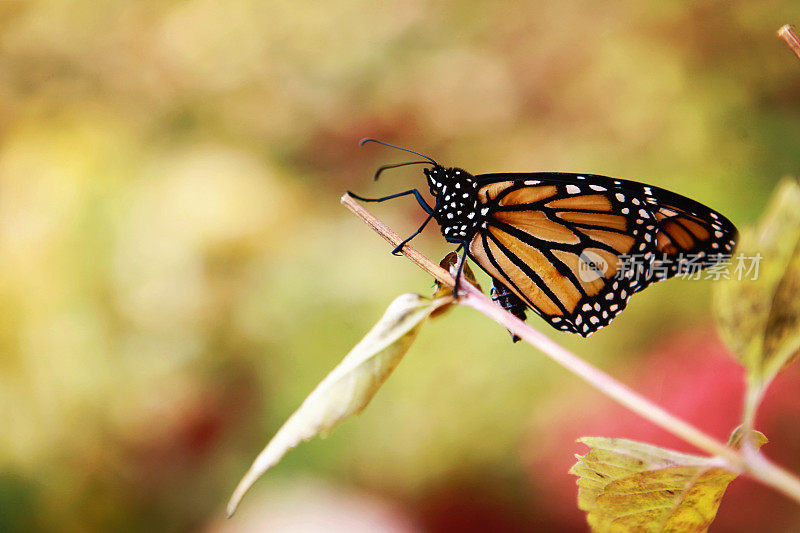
[635,185,738,291]
[467,173,737,337]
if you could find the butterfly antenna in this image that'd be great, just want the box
[373,160,431,181]
[360,138,438,165]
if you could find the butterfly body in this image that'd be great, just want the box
[353,140,738,338]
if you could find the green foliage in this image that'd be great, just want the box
[715,179,800,386]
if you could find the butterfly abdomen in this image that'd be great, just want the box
[490,279,529,342]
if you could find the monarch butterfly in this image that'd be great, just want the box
[350,139,738,337]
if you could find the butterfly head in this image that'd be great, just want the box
[424,166,482,242]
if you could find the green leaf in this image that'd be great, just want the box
[762,238,800,377]
[226,293,447,517]
[715,178,800,384]
[570,436,765,533]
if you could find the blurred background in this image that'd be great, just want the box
[2,1,800,531]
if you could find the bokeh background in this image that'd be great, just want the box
[2,1,800,531]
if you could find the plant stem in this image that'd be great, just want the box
[460,287,740,462]
[342,193,455,288]
[747,451,800,505]
[341,192,800,504]
[779,25,800,61]
[741,377,764,438]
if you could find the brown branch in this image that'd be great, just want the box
[779,25,800,61]
[341,192,800,505]
[342,194,455,288]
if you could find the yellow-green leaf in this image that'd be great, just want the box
[762,237,800,377]
[227,293,446,517]
[570,437,764,533]
[715,178,800,383]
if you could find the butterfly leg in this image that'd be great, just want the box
[347,189,434,215]
[392,213,434,255]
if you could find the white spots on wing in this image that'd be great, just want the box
[621,207,629,214]
[524,180,541,185]
[567,185,581,194]
[639,209,649,218]
[616,193,625,202]
[589,184,606,191]
[590,316,599,324]
[481,207,490,215]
